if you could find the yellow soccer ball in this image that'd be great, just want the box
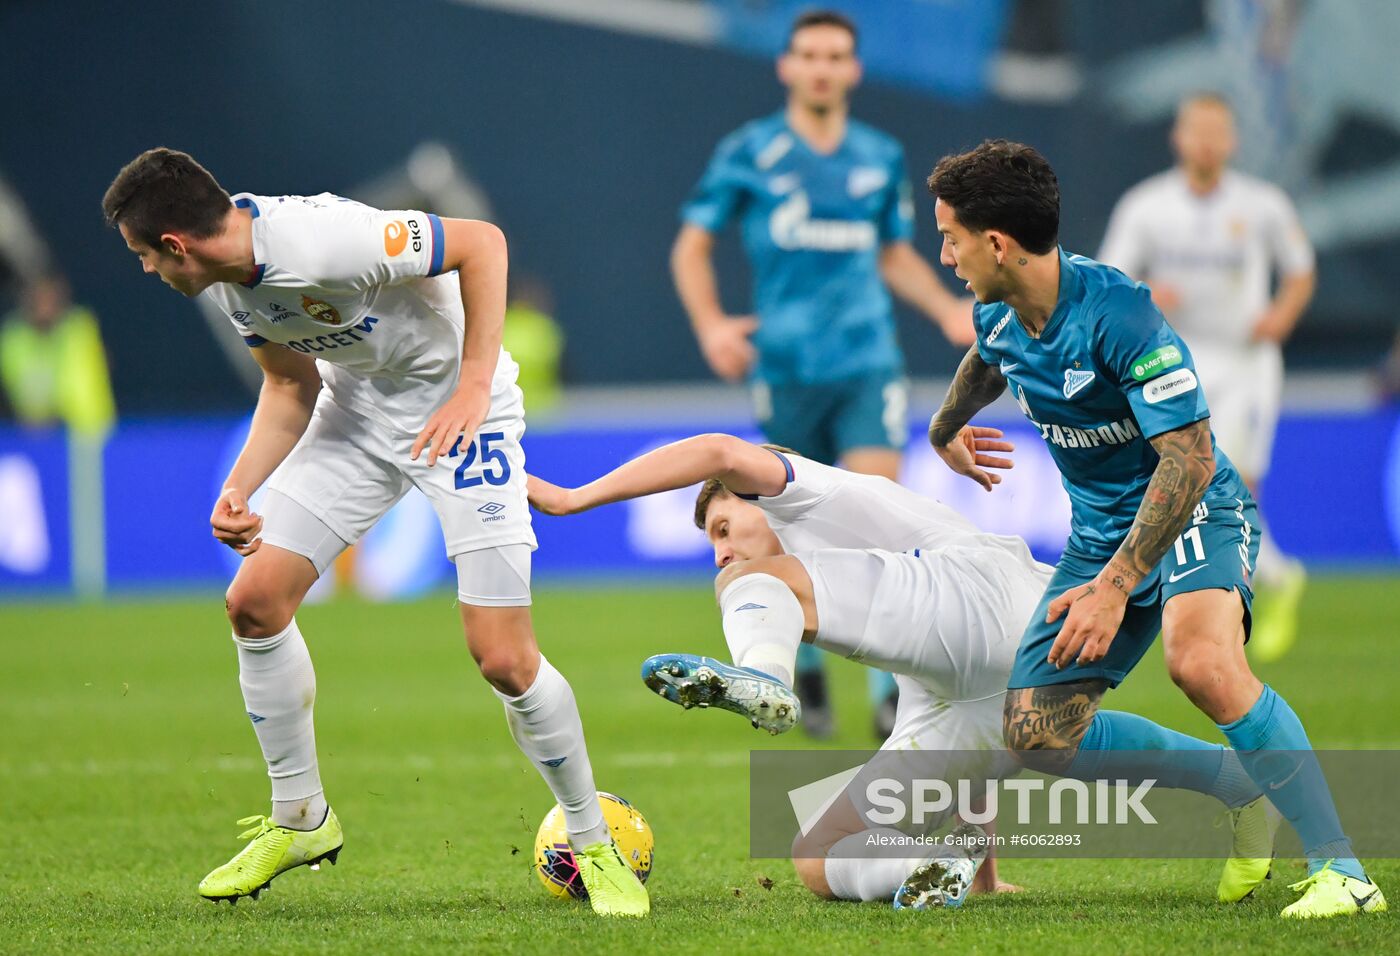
[534,791,654,900]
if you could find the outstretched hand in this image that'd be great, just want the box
[931,425,1015,492]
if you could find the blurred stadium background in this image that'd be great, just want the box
[2,0,1398,598]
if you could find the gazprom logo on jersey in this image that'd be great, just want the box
[1142,368,1198,405]
[284,315,379,354]
[770,191,876,252]
[1013,384,1142,450]
[1131,345,1183,382]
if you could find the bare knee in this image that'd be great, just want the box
[792,854,836,899]
[714,555,809,603]
[224,582,294,639]
[461,604,540,696]
[714,556,787,599]
[791,832,836,899]
[1163,635,1253,722]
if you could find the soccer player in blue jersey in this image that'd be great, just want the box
[671,9,971,738]
[924,140,1384,919]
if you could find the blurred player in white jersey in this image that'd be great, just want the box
[101,149,647,916]
[1098,93,1316,661]
[529,432,1275,909]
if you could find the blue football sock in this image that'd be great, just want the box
[1067,710,1260,808]
[1218,686,1363,880]
[795,642,824,676]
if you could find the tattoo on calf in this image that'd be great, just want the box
[1003,680,1107,771]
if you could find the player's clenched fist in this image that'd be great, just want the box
[210,487,263,556]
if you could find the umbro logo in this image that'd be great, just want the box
[1063,368,1096,399]
[247,712,266,723]
[231,310,252,326]
[734,603,767,611]
[477,502,506,516]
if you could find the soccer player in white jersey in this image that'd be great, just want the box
[101,148,648,916]
[1098,93,1316,661]
[528,431,1276,908]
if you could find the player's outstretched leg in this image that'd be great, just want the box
[1003,674,1284,904]
[464,596,647,917]
[640,653,800,734]
[201,544,339,902]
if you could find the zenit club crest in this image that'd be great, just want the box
[301,295,342,326]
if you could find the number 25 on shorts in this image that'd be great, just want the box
[446,431,511,489]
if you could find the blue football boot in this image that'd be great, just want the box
[640,654,800,735]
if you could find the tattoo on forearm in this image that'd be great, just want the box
[928,346,1007,446]
[1114,420,1215,580]
[1003,680,1107,770]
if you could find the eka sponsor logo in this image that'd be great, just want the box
[383,219,424,257]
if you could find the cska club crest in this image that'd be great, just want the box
[301,295,342,326]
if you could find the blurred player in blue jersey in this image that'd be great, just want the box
[671,10,972,739]
[924,140,1383,919]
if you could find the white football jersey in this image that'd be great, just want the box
[754,452,1047,573]
[203,193,507,434]
[1097,170,1313,349]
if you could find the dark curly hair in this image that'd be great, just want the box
[926,139,1060,255]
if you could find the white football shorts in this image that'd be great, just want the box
[1191,342,1283,481]
[259,378,537,596]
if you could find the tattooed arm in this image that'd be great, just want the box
[1043,418,1216,669]
[1105,419,1216,588]
[928,346,1014,492]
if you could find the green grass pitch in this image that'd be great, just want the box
[3,574,1397,953]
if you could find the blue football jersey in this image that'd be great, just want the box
[681,112,913,386]
[973,250,1250,558]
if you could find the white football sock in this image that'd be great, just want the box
[496,656,609,848]
[232,619,326,829]
[718,573,804,688]
[823,830,926,901]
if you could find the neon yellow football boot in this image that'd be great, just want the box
[197,809,343,903]
[1281,862,1386,919]
[1249,563,1307,664]
[1218,795,1283,902]
[577,840,650,917]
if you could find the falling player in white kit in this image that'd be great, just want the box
[101,148,648,916]
[529,429,1053,905]
[1098,93,1316,661]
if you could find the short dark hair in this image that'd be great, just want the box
[788,9,858,51]
[692,443,801,530]
[926,140,1060,255]
[102,148,231,249]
